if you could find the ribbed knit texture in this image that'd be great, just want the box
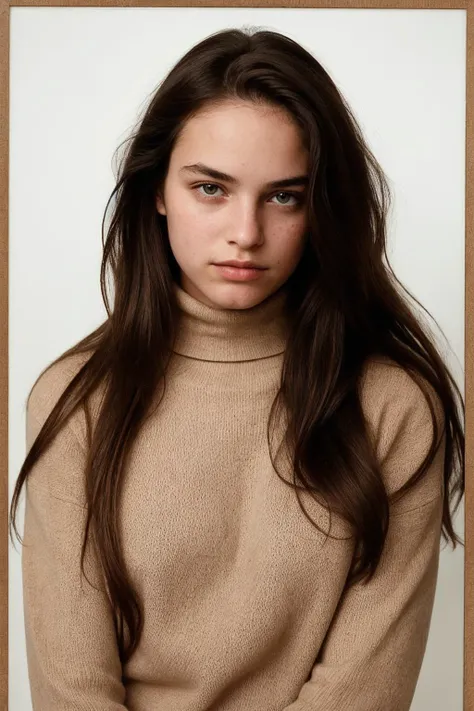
[22,281,445,711]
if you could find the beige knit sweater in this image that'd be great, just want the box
[22,282,445,711]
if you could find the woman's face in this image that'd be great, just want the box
[156,99,309,310]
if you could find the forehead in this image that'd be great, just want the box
[171,100,308,176]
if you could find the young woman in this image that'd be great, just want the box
[10,26,464,711]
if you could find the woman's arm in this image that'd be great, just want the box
[22,406,129,710]
[282,363,448,711]
[282,487,443,710]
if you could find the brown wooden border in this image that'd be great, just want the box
[1,2,470,710]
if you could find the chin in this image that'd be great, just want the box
[181,270,280,310]
[213,284,276,310]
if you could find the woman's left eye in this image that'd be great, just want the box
[271,191,301,206]
[194,183,302,207]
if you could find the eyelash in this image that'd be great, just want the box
[193,183,304,207]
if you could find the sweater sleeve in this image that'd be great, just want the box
[22,405,129,710]
[282,363,447,711]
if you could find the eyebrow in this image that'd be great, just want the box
[180,162,309,189]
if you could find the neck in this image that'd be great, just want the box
[172,282,289,362]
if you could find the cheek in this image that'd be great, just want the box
[166,208,219,270]
[166,190,218,239]
[165,200,203,253]
[271,219,307,264]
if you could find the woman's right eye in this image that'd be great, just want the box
[195,183,224,198]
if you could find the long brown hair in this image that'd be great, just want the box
[9,26,464,666]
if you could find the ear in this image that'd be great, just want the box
[155,192,167,216]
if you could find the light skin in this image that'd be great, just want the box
[155,99,310,310]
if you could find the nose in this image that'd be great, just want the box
[227,200,264,249]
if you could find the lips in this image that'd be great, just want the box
[212,263,266,282]
[214,261,266,270]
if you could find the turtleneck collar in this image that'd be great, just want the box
[172,281,289,362]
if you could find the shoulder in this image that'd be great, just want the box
[24,352,95,504]
[25,350,100,460]
[27,352,91,427]
[358,355,444,437]
[358,355,445,503]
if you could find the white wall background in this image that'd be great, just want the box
[9,7,466,710]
